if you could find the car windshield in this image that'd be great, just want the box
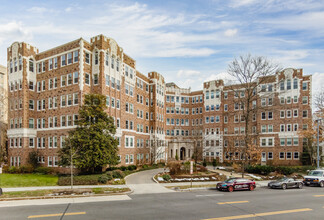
[308,171,324,176]
[278,178,289,182]
[224,178,236,183]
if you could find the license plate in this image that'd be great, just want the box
[307,182,310,184]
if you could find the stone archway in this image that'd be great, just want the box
[180,147,186,160]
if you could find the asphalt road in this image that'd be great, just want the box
[1,186,324,220]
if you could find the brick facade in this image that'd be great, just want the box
[6,35,312,168]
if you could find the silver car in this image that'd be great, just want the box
[268,177,303,190]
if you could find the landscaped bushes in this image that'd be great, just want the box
[245,165,316,176]
[58,175,100,186]
[34,167,54,174]
[106,165,137,172]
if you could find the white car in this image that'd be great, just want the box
[303,169,324,187]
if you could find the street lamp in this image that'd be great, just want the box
[317,119,322,169]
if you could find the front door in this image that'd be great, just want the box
[180,147,186,160]
[261,152,266,162]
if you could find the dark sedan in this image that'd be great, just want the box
[216,178,256,192]
[268,177,303,190]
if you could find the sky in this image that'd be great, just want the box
[0,0,323,98]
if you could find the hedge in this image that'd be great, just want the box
[58,175,100,185]
[245,165,316,176]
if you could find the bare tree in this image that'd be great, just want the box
[226,54,281,177]
[314,87,324,113]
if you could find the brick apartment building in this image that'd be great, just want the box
[6,34,312,168]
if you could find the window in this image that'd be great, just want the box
[293,78,298,89]
[261,112,266,120]
[287,110,291,118]
[73,72,79,84]
[280,138,285,146]
[287,152,292,159]
[85,73,90,85]
[293,109,298,117]
[287,79,291,90]
[61,75,66,87]
[73,51,79,63]
[67,73,72,85]
[302,110,308,118]
[302,82,307,90]
[268,112,273,120]
[302,96,308,104]
[29,118,34,128]
[280,81,284,90]
[268,152,273,160]
[279,152,285,159]
[29,100,34,110]
[85,52,90,64]
[294,152,299,160]
[93,74,99,85]
[293,138,299,146]
[67,52,73,64]
[280,110,285,118]
[61,55,66,66]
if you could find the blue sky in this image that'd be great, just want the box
[0,0,323,96]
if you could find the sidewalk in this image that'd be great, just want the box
[2,184,128,193]
[161,181,270,188]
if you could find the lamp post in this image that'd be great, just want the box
[317,119,322,169]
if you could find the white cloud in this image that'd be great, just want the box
[65,7,72,12]
[224,29,238,37]
[177,70,201,78]
[229,0,257,8]
[312,72,324,98]
[0,21,31,45]
[205,72,238,85]
[27,7,48,14]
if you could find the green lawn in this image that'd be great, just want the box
[0,174,58,188]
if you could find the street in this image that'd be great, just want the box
[1,186,324,220]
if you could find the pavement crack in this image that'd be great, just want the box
[60,203,71,220]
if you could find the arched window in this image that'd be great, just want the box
[29,59,34,72]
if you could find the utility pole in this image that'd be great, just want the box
[317,119,321,169]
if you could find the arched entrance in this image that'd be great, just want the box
[180,147,186,160]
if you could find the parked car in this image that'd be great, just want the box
[268,177,303,190]
[303,169,324,187]
[216,178,256,192]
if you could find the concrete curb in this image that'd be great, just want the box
[0,190,132,202]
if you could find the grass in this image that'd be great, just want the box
[0,173,58,188]
[166,184,216,190]
[0,187,130,199]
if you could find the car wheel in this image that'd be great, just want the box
[298,183,303,189]
[249,185,255,191]
[282,184,287,190]
[228,186,234,192]
[320,181,324,187]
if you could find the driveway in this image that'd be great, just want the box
[125,168,173,194]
